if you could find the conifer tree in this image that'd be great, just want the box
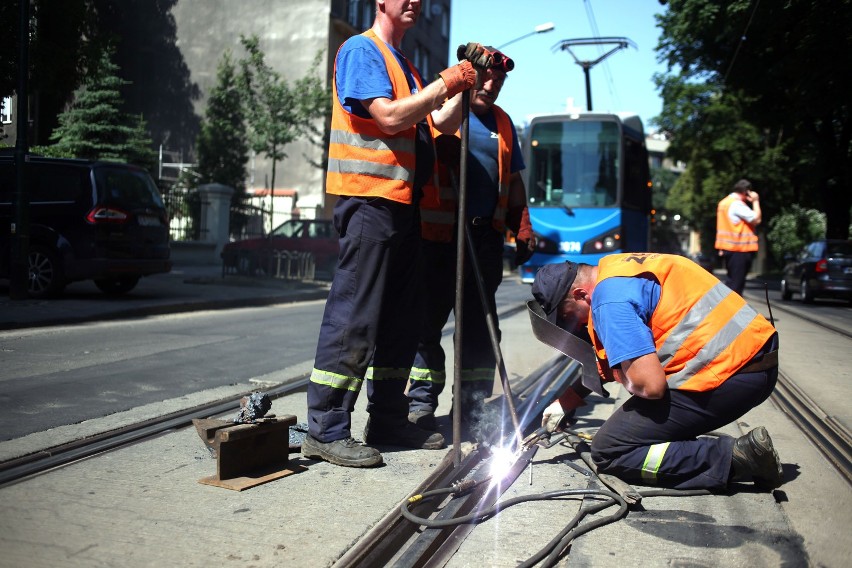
[49,47,156,171]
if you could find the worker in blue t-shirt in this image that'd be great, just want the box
[303,2,488,468]
[408,49,535,435]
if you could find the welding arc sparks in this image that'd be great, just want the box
[489,445,520,481]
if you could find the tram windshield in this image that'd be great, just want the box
[526,120,620,208]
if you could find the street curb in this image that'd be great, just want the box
[0,288,330,332]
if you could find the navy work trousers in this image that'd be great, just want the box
[591,333,779,491]
[307,196,423,442]
[723,250,754,295]
[408,224,504,413]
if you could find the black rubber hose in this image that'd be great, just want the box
[518,493,627,568]
[400,487,623,529]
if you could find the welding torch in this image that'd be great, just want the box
[521,426,593,451]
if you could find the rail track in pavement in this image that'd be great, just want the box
[1,297,849,563]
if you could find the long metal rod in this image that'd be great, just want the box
[452,90,471,467]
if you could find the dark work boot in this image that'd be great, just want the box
[408,409,438,431]
[731,426,783,489]
[364,418,445,449]
[302,434,383,468]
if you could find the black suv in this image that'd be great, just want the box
[0,155,171,297]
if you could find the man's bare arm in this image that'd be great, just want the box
[613,353,667,399]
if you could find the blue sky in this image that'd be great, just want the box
[447,0,670,132]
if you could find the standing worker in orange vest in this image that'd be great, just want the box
[302,0,489,468]
[531,253,783,491]
[407,48,535,434]
[715,179,762,295]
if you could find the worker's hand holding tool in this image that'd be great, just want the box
[439,60,477,99]
[440,42,498,98]
[542,400,568,433]
[513,208,536,266]
[457,42,495,69]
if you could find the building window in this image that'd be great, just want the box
[1,97,11,124]
[414,44,429,82]
[423,0,433,20]
[361,1,374,28]
[441,9,449,38]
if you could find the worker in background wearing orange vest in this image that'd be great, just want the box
[407,48,535,434]
[531,253,783,491]
[303,0,489,468]
[715,179,762,295]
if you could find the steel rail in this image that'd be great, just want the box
[771,370,852,486]
[335,355,579,568]
[0,375,311,487]
[744,289,852,340]
[745,290,852,483]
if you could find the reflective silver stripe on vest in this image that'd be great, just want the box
[657,282,730,366]
[330,128,414,154]
[310,368,363,392]
[328,157,412,181]
[657,281,761,388]
[641,442,670,483]
[667,303,759,388]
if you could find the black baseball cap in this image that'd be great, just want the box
[531,261,579,324]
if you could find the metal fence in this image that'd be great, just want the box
[160,183,204,242]
[158,183,273,243]
[221,249,316,281]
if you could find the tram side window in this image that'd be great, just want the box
[622,138,651,213]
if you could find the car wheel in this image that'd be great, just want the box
[28,245,66,298]
[95,276,140,295]
[800,277,815,303]
[780,278,792,301]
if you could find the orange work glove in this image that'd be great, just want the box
[507,206,535,266]
[439,60,477,99]
[456,42,494,69]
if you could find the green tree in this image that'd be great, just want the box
[196,51,248,193]
[653,74,790,256]
[655,0,852,240]
[766,205,826,265]
[238,35,329,232]
[195,50,250,237]
[48,47,156,170]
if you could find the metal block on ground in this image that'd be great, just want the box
[192,416,306,491]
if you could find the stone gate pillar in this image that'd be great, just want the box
[198,183,234,258]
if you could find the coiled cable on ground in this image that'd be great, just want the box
[400,475,712,567]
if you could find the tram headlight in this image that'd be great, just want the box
[533,232,561,255]
[582,227,622,254]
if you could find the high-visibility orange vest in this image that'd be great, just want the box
[326,29,434,205]
[587,253,775,392]
[420,105,513,242]
[715,194,758,252]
